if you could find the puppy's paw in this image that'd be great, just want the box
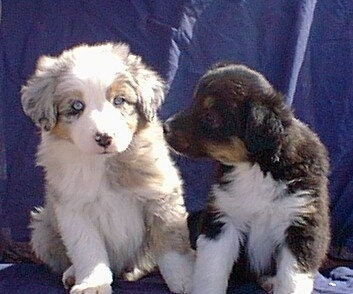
[122,267,148,281]
[158,251,194,293]
[68,264,113,294]
[258,276,275,294]
[70,283,112,294]
[63,265,76,289]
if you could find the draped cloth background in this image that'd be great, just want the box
[1,1,353,293]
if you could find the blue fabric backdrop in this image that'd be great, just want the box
[1,0,353,293]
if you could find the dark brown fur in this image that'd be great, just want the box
[164,63,330,287]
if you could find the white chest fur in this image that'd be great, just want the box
[214,162,310,274]
[38,138,146,271]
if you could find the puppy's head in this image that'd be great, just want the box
[21,43,164,154]
[164,63,292,165]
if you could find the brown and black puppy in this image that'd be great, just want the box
[164,63,330,294]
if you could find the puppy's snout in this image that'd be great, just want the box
[163,118,172,135]
[95,132,112,148]
[163,116,180,136]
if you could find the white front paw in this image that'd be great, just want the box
[68,264,113,294]
[70,283,112,294]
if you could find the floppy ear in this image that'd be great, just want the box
[21,56,58,131]
[126,54,165,122]
[244,101,284,158]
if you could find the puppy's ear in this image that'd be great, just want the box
[126,54,165,122]
[244,101,284,158]
[21,56,58,131]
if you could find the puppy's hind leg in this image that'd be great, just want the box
[63,265,76,289]
[30,206,70,273]
[122,252,156,282]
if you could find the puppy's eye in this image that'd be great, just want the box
[113,95,125,106]
[71,100,85,112]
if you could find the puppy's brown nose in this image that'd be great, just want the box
[95,132,112,148]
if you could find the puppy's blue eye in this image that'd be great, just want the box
[71,100,84,112]
[113,96,125,106]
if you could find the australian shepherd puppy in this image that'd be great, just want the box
[163,63,330,294]
[21,43,194,294]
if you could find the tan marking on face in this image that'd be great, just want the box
[203,96,215,109]
[107,78,143,133]
[51,122,73,142]
[205,137,248,164]
[127,113,141,134]
[107,79,137,104]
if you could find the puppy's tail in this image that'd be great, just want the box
[30,207,70,273]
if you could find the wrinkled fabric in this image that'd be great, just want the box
[1,264,353,294]
[315,267,353,294]
[1,0,353,293]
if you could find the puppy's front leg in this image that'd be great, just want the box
[56,207,112,294]
[158,250,195,294]
[149,202,195,293]
[192,220,240,294]
[274,246,314,294]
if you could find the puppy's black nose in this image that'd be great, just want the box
[95,132,112,148]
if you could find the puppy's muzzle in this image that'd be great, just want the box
[95,132,112,148]
[163,115,184,136]
[162,118,172,136]
[163,116,193,153]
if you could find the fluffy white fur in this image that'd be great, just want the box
[192,222,240,294]
[21,43,194,294]
[274,246,315,294]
